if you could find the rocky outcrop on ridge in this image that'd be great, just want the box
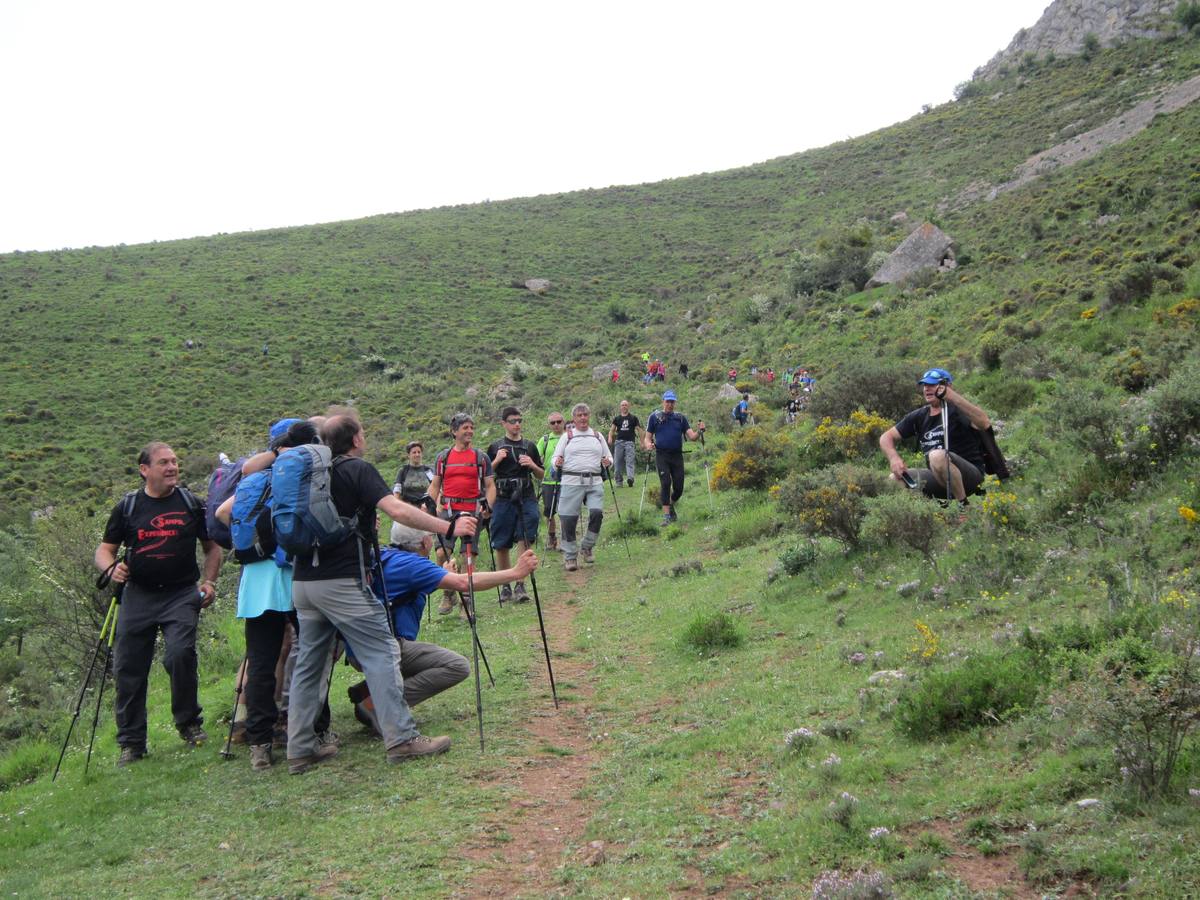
[866,223,956,288]
[977,0,1180,80]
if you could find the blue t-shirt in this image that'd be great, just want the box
[646,410,691,452]
[369,547,447,640]
[236,558,294,618]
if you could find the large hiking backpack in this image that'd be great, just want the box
[204,457,246,549]
[979,426,1011,481]
[230,469,277,564]
[270,445,359,561]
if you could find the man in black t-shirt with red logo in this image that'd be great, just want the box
[95,442,223,767]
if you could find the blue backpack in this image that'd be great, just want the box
[204,457,246,549]
[230,470,278,564]
[270,445,359,564]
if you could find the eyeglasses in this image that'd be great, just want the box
[549,419,563,425]
[506,418,522,424]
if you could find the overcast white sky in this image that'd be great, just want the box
[1,1,1049,253]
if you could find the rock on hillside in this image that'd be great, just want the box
[866,223,956,288]
[592,361,621,380]
[976,0,1179,79]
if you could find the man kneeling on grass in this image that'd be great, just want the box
[346,524,539,735]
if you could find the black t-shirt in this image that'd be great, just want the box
[102,488,207,588]
[894,403,985,470]
[611,414,640,442]
[487,439,542,500]
[293,456,391,583]
[393,464,434,504]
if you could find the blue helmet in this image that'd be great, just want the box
[917,368,952,386]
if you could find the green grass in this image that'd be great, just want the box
[3,30,1200,898]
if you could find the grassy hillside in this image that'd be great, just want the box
[2,35,1197,515]
[2,32,1200,898]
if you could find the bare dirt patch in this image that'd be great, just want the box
[457,585,599,899]
[912,819,1038,899]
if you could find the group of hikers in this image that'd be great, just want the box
[90,389,709,775]
[88,365,997,777]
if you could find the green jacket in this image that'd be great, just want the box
[536,433,560,485]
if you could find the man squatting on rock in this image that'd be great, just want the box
[878,367,990,506]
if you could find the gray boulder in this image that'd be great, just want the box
[525,278,551,295]
[592,361,622,381]
[716,383,756,403]
[866,223,956,288]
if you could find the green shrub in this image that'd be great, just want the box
[894,650,1044,739]
[980,377,1037,415]
[1176,1,1200,32]
[681,612,744,654]
[861,491,947,572]
[777,464,890,549]
[712,426,793,491]
[806,359,916,423]
[718,500,781,550]
[779,541,819,575]
[0,740,54,791]
[1103,262,1184,309]
[807,410,893,466]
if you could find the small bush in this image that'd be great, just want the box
[712,426,793,491]
[1176,1,1200,32]
[861,490,947,571]
[811,867,894,899]
[894,650,1044,739]
[681,612,744,654]
[0,740,54,790]
[777,464,890,549]
[980,377,1037,415]
[779,541,819,575]
[1103,262,1184,309]
[807,360,915,423]
[718,501,781,550]
[808,410,893,464]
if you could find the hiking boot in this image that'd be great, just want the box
[288,742,339,775]
[564,557,578,572]
[116,746,146,768]
[178,721,208,746]
[387,734,451,763]
[499,584,514,604]
[580,546,595,565]
[661,514,673,527]
[513,581,530,603]
[627,478,634,488]
[547,532,559,552]
[250,743,273,771]
[438,590,457,614]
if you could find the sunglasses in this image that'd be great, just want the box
[506,418,523,424]
[549,419,563,424]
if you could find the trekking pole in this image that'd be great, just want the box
[84,604,119,776]
[516,492,558,709]
[482,517,504,607]
[219,653,248,760]
[639,449,651,517]
[940,385,952,506]
[602,468,633,561]
[53,593,119,781]
[700,432,714,512]
[462,528,486,751]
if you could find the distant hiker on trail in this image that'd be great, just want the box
[611,368,619,383]
[345,528,537,737]
[679,362,688,380]
[214,418,332,771]
[733,393,750,428]
[798,368,815,392]
[427,413,497,615]
[644,391,705,526]
[94,442,223,767]
[487,407,543,603]
[728,367,737,382]
[608,399,642,488]
[786,394,802,425]
[536,412,566,551]
[286,413,477,772]
[552,403,613,572]
[879,368,991,510]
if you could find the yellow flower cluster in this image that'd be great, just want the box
[980,489,1021,529]
[1180,505,1198,525]
[1080,307,1098,320]
[911,620,940,660]
[812,410,893,460]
